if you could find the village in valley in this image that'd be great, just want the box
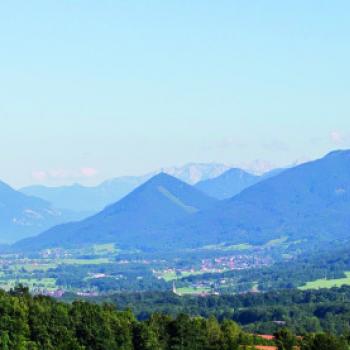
[0,241,275,298]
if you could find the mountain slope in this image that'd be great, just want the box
[14,173,217,251]
[0,180,79,243]
[164,150,350,248]
[195,168,261,199]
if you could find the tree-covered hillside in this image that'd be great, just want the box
[0,286,349,350]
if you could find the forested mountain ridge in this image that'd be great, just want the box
[161,150,350,248]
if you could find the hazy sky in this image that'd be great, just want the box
[1,1,350,187]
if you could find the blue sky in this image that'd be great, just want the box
[1,1,349,187]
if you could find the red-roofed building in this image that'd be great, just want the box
[256,334,275,341]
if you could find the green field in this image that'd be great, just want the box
[6,256,111,273]
[176,286,211,295]
[92,243,118,255]
[0,278,57,291]
[160,270,204,282]
[300,272,350,290]
[222,243,252,251]
[12,263,58,272]
[161,271,178,281]
[199,243,252,251]
[59,258,110,265]
[263,236,288,248]
[160,269,224,282]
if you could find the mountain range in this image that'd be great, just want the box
[14,173,217,251]
[20,163,230,213]
[13,150,350,252]
[8,150,350,253]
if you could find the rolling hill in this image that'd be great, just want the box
[14,173,217,251]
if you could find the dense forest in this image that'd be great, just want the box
[0,286,348,350]
[64,286,350,336]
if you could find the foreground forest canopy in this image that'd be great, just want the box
[0,286,349,350]
[79,286,350,336]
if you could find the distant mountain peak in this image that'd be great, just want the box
[161,163,231,184]
[143,172,189,188]
[195,167,261,200]
[150,171,174,182]
[221,168,253,176]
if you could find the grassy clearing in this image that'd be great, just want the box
[199,243,252,251]
[92,243,118,255]
[199,237,290,252]
[161,271,178,282]
[263,236,288,248]
[176,286,211,295]
[12,263,58,272]
[158,186,198,214]
[10,256,110,271]
[300,272,350,290]
[223,243,252,251]
[59,258,110,265]
[62,258,110,265]
[160,270,217,282]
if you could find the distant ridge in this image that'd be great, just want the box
[195,167,285,200]
[162,149,350,248]
[21,175,151,213]
[14,173,217,251]
[21,163,229,213]
[0,180,79,243]
[195,168,261,199]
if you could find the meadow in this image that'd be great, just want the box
[300,272,350,290]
